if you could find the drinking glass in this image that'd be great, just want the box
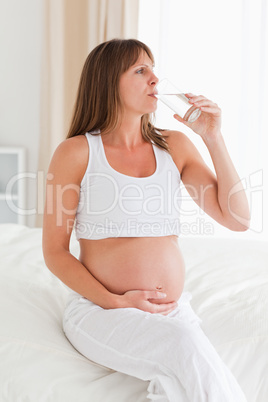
[154,79,201,123]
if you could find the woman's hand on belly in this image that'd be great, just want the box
[118,289,178,315]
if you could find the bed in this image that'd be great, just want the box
[0,223,267,401]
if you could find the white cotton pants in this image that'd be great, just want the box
[63,291,247,402]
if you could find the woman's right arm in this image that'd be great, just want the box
[42,137,175,314]
[42,136,121,308]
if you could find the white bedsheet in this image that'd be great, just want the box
[0,224,267,401]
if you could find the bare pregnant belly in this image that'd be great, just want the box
[79,236,185,303]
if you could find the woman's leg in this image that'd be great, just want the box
[63,292,247,402]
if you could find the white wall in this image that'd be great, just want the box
[0,0,43,227]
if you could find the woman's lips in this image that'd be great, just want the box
[148,93,158,99]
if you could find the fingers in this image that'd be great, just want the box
[173,114,189,126]
[197,106,221,115]
[186,93,206,102]
[140,290,178,314]
[161,304,178,316]
[145,290,167,300]
[187,95,220,112]
[123,290,178,315]
[149,301,178,315]
[173,114,183,122]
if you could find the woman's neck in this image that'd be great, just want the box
[104,116,144,149]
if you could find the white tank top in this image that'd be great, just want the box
[75,131,181,240]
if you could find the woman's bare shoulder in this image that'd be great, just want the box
[53,135,88,158]
[48,135,89,183]
[163,130,198,172]
[163,129,191,148]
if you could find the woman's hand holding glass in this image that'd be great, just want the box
[174,94,222,142]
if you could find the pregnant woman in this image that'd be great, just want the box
[42,39,250,401]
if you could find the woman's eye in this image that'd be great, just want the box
[136,67,154,74]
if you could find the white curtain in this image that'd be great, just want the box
[138,0,268,240]
[36,0,139,226]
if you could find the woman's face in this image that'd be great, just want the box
[119,51,159,117]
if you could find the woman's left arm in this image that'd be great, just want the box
[169,94,250,231]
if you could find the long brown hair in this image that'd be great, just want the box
[67,38,169,152]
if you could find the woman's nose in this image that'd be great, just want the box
[150,73,159,86]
